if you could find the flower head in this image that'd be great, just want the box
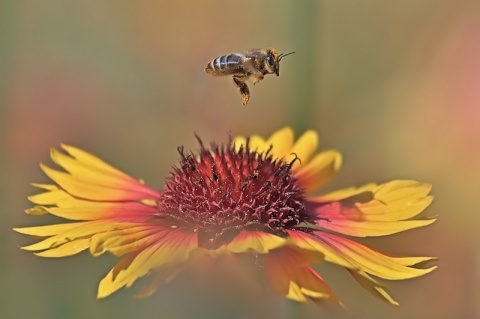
[15,127,437,305]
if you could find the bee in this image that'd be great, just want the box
[204,48,295,105]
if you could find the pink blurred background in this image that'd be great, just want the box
[2,1,479,318]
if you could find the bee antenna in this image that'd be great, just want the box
[279,51,296,61]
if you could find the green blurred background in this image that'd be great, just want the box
[2,1,479,318]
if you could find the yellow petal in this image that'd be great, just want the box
[34,238,90,257]
[287,230,358,269]
[232,136,247,151]
[97,230,197,298]
[51,147,130,184]
[314,232,437,280]
[233,127,295,160]
[263,245,338,304]
[40,164,155,201]
[39,146,160,201]
[231,135,267,151]
[316,180,432,211]
[376,180,432,202]
[14,223,84,237]
[349,269,399,306]
[391,256,438,267]
[287,130,318,170]
[28,185,73,205]
[247,135,268,151]
[308,180,435,236]
[265,127,294,159]
[31,183,61,191]
[313,218,437,237]
[98,253,137,298]
[296,150,342,194]
[28,183,157,220]
[24,206,49,216]
[46,200,155,221]
[90,225,161,257]
[225,231,286,254]
[59,144,129,176]
[18,221,137,253]
[314,183,378,202]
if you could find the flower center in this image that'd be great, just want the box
[157,138,312,248]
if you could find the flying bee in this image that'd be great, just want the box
[204,48,295,105]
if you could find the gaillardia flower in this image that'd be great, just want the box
[15,127,437,305]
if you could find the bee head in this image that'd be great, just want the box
[265,49,295,76]
[265,49,280,76]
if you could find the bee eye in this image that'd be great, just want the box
[267,56,275,67]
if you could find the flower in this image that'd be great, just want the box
[14,127,437,305]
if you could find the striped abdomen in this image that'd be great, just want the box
[205,53,245,76]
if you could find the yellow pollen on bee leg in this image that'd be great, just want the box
[253,77,262,85]
[242,95,249,105]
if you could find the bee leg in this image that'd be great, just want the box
[233,76,250,105]
[252,74,264,85]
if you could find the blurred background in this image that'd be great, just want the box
[2,1,479,318]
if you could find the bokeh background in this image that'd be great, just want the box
[2,1,479,318]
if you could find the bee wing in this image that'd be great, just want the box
[243,49,264,59]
